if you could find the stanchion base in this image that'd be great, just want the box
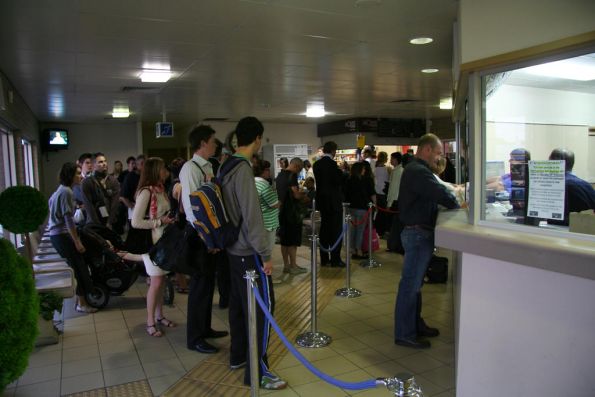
[335,287,362,298]
[360,259,382,268]
[296,331,332,348]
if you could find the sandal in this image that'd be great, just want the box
[75,304,98,314]
[146,324,163,337]
[176,287,189,294]
[156,317,176,328]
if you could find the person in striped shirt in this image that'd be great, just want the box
[253,159,282,283]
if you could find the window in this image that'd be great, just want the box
[1,128,19,246]
[22,138,35,187]
[481,51,595,236]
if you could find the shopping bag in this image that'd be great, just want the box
[361,223,380,252]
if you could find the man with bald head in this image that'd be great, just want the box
[548,148,595,226]
[394,133,459,349]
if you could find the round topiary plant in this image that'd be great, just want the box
[0,238,39,392]
[0,185,48,233]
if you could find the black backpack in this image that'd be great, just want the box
[425,255,448,284]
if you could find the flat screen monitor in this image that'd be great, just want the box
[43,129,69,150]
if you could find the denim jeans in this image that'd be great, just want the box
[50,233,94,296]
[349,208,367,253]
[394,227,434,340]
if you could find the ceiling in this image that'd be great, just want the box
[0,0,459,126]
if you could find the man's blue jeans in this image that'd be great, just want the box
[394,227,434,341]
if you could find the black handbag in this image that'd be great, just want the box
[125,226,153,254]
[149,221,202,276]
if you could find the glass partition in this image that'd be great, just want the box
[481,51,595,235]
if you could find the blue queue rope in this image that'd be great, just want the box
[251,282,377,391]
[317,223,348,253]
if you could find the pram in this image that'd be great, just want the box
[78,224,174,308]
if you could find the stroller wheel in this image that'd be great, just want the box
[163,277,175,306]
[86,285,110,308]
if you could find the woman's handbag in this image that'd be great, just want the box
[361,223,380,252]
[125,227,153,254]
[149,221,201,276]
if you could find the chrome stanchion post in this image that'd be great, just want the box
[361,202,381,268]
[335,209,361,298]
[244,270,260,397]
[296,199,332,348]
[376,373,423,396]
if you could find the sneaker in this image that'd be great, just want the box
[261,375,287,390]
[272,278,283,284]
[288,266,307,274]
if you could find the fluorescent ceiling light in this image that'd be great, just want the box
[410,37,433,45]
[140,70,172,83]
[439,98,452,110]
[421,68,439,73]
[112,107,130,118]
[306,104,325,118]
[521,58,595,81]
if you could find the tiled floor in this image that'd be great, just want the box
[3,242,456,397]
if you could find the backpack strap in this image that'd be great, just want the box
[216,156,248,182]
[191,160,209,183]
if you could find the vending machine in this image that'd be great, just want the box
[262,144,309,179]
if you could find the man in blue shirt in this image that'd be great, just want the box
[548,148,595,226]
[395,134,459,349]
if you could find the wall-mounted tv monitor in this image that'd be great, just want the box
[42,129,69,151]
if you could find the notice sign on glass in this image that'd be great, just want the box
[527,160,565,220]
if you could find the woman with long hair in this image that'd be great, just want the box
[48,162,97,313]
[131,157,176,337]
[344,161,376,259]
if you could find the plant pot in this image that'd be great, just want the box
[35,315,59,346]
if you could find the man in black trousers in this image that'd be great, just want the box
[313,141,346,267]
[179,125,228,354]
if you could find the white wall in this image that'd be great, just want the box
[487,85,595,126]
[40,122,140,197]
[486,123,589,180]
[457,253,595,397]
[460,0,595,64]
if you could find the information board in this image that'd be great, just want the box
[527,160,565,220]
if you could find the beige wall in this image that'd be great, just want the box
[40,122,140,197]
[459,0,595,64]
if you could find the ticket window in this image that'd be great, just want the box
[479,50,595,235]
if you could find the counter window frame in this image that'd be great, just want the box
[471,45,595,241]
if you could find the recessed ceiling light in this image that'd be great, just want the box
[439,98,452,110]
[421,68,439,73]
[140,70,172,83]
[521,58,595,81]
[306,104,326,118]
[112,107,130,118]
[410,37,433,45]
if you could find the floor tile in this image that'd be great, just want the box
[291,379,349,397]
[61,334,98,349]
[397,352,445,374]
[103,364,145,387]
[62,345,100,363]
[420,365,455,389]
[136,346,177,364]
[26,350,62,368]
[11,379,60,397]
[142,357,185,378]
[61,357,102,378]
[100,351,141,370]
[60,372,104,395]
[18,363,61,386]
[96,329,131,344]
[147,372,186,396]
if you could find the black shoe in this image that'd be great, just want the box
[395,338,431,349]
[417,326,440,338]
[207,329,229,338]
[230,361,246,370]
[320,261,331,267]
[331,261,346,268]
[191,339,219,354]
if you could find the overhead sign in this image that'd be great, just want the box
[156,122,174,138]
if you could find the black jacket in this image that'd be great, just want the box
[313,155,345,212]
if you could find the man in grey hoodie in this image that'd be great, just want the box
[219,116,287,390]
